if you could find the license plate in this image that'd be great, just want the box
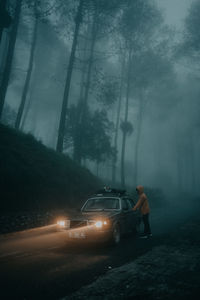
[68,231,86,239]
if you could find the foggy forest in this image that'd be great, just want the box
[1,0,200,198]
[1,1,200,300]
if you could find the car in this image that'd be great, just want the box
[57,188,141,245]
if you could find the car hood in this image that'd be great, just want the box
[67,210,119,220]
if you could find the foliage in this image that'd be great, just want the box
[88,109,115,162]
[118,0,162,49]
[55,0,125,40]
[24,0,58,19]
[65,105,114,163]
[96,76,119,107]
[183,0,200,55]
[0,124,101,212]
[120,120,133,135]
[131,47,175,93]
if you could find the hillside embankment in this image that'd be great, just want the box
[0,124,101,231]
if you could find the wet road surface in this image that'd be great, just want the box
[0,204,199,299]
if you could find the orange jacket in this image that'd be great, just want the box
[133,185,150,215]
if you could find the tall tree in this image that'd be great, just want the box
[78,0,122,119]
[65,104,114,166]
[0,0,12,43]
[117,0,162,188]
[120,49,133,188]
[131,47,174,184]
[72,0,125,162]
[182,0,200,57]
[180,1,200,193]
[112,57,125,185]
[0,0,22,118]
[72,32,88,162]
[15,0,55,129]
[95,71,121,183]
[56,0,84,153]
[15,3,38,129]
[73,10,98,162]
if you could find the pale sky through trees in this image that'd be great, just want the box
[156,0,194,28]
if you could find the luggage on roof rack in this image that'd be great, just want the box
[95,187,127,196]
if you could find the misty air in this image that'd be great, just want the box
[0,0,199,299]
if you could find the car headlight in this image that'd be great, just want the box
[95,220,108,228]
[57,220,66,227]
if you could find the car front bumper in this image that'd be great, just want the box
[66,226,112,242]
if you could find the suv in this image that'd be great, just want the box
[57,188,141,245]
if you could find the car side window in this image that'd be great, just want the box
[127,198,135,208]
[122,199,129,210]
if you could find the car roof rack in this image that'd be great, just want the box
[94,187,127,197]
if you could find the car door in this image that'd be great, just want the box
[121,198,133,233]
[126,198,141,230]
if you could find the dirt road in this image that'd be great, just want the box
[0,203,199,299]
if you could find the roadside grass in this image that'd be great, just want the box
[0,123,101,212]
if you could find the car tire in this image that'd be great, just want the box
[111,223,121,245]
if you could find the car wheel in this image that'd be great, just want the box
[111,224,121,245]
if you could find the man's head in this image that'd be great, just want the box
[136,185,144,195]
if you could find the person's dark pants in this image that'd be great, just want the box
[142,213,151,235]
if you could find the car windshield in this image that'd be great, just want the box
[82,198,120,211]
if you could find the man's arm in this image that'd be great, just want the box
[132,197,142,211]
[133,195,146,211]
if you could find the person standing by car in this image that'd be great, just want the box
[133,185,152,238]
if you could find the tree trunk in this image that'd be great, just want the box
[56,0,84,153]
[120,50,131,188]
[112,56,125,185]
[133,91,143,185]
[73,80,85,163]
[0,25,9,84]
[74,13,98,163]
[73,32,88,163]
[96,161,99,177]
[188,135,196,194]
[80,18,97,119]
[0,0,11,44]
[20,82,35,130]
[0,0,6,44]
[121,130,126,188]
[15,16,38,129]
[176,146,183,192]
[0,0,22,118]
[174,120,183,192]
